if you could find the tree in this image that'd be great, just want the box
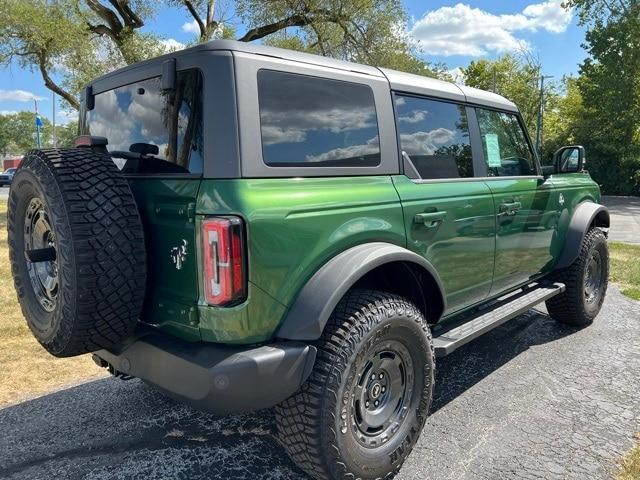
[0,111,53,155]
[0,1,90,109]
[542,76,585,161]
[55,121,80,148]
[563,0,640,194]
[461,53,557,144]
[0,0,430,111]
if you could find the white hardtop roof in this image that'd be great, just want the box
[95,39,519,113]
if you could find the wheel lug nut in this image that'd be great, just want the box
[374,400,379,407]
[382,386,386,393]
[365,401,370,407]
[379,373,384,379]
[371,374,376,380]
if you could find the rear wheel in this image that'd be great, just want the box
[7,149,146,357]
[276,290,434,480]
[546,227,609,326]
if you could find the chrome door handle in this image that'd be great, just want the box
[414,211,447,228]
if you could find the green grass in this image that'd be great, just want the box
[618,434,640,480]
[609,242,640,300]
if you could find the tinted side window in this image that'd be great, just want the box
[395,95,472,179]
[86,70,204,174]
[476,109,536,177]
[257,70,380,167]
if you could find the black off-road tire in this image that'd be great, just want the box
[546,227,609,326]
[7,149,146,357]
[276,290,435,480]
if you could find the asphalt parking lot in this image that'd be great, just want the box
[1,285,638,480]
[602,196,640,243]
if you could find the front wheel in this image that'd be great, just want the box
[276,290,435,480]
[546,227,609,326]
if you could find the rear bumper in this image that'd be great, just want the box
[94,333,316,415]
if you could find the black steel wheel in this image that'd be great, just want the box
[23,197,59,313]
[584,249,604,306]
[546,227,609,326]
[351,342,414,449]
[276,289,435,480]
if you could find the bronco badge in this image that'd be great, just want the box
[170,239,188,270]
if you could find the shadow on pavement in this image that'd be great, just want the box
[0,309,577,480]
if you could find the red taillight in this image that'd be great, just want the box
[202,217,246,306]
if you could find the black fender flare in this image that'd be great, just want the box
[555,201,610,269]
[276,242,446,341]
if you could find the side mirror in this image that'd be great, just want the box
[553,145,585,173]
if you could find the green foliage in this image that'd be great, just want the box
[461,54,556,140]
[0,0,433,112]
[0,0,91,109]
[54,121,79,148]
[565,0,640,195]
[0,111,54,155]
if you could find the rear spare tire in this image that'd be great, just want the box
[7,149,146,357]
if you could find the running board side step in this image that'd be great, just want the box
[432,282,565,357]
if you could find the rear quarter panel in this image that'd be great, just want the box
[196,176,405,343]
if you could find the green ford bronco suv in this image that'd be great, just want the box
[8,40,610,480]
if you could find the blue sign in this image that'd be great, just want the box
[35,115,43,128]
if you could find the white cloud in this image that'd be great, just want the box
[522,1,573,32]
[447,67,465,84]
[261,107,377,145]
[160,38,185,52]
[398,110,427,124]
[305,136,380,163]
[88,90,135,151]
[261,125,307,146]
[0,90,47,102]
[56,109,79,124]
[400,128,456,156]
[410,1,572,56]
[182,19,200,34]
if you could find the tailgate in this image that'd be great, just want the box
[128,178,201,340]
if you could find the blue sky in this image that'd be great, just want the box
[0,0,586,124]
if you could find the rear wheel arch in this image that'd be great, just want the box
[275,242,446,341]
[555,201,609,270]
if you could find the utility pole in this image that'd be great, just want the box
[34,99,42,149]
[52,91,56,148]
[535,75,554,156]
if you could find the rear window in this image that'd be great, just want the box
[86,69,203,174]
[257,70,380,168]
[395,95,472,179]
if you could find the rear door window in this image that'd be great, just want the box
[257,70,381,167]
[475,108,536,177]
[394,95,473,179]
[86,69,203,174]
